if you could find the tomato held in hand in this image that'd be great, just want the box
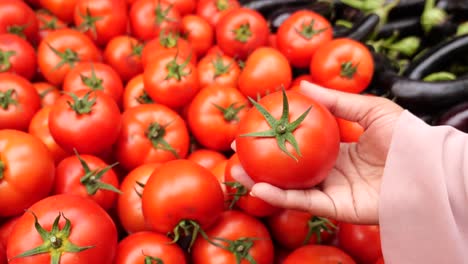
[235,90,340,189]
[337,223,383,264]
[0,34,36,80]
[375,257,385,264]
[336,117,364,143]
[283,245,356,264]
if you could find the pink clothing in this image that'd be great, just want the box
[380,110,468,264]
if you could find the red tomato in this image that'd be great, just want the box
[310,38,374,93]
[196,0,240,27]
[0,34,36,80]
[224,153,280,217]
[37,29,102,85]
[205,45,225,57]
[0,243,5,264]
[74,0,128,46]
[216,8,269,60]
[7,194,118,264]
[292,74,314,87]
[0,217,19,248]
[104,35,143,82]
[117,163,161,234]
[0,0,38,44]
[0,73,41,131]
[375,257,385,264]
[36,11,67,43]
[48,90,122,156]
[187,149,227,170]
[181,15,214,58]
[115,104,190,171]
[337,223,383,264]
[191,210,274,264]
[238,47,292,99]
[235,90,340,189]
[0,130,55,217]
[268,33,277,49]
[32,82,61,107]
[122,74,154,110]
[209,159,229,205]
[276,10,333,68]
[283,245,356,264]
[274,247,291,264]
[114,231,187,264]
[197,53,240,88]
[165,0,195,16]
[39,0,79,23]
[336,117,364,143]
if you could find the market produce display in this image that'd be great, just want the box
[0,0,467,263]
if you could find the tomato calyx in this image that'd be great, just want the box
[295,20,328,40]
[240,90,312,161]
[136,91,154,104]
[159,31,179,48]
[304,216,337,245]
[38,16,63,31]
[154,2,176,26]
[212,103,245,122]
[171,220,209,251]
[212,55,232,77]
[47,43,80,70]
[224,181,248,209]
[77,7,103,40]
[143,254,164,264]
[133,181,146,198]
[233,23,252,43]
[145,122,180,158]
[216,0,229,11]
[131,41,144,57]
[66,92,96,115]
[7,24,27,39]
[0,50,16,72]
[80,65,104,91]
[0,160,4,180]
[165,53,192,81]
[0,89,18,110]
[340,61,359,79]
[11,211,94,264]
[209,236,260,264]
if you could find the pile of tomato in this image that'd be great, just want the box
[0,0,383,263]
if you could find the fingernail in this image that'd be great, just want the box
[249,191,256,197]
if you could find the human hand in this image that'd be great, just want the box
[230,81,404,224]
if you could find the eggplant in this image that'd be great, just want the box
[387,0,425,21]
[241,0,331,19]
[436,101,468,133]
[334,14,380,41]
[377,17,422,38]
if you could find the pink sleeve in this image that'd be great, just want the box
[379,110,468,264]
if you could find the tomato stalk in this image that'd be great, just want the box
[77,7,103,39]
[66,92,96,115]
[154,2,176,25]
[159,31,179,48]
[216,0,229,11]
[303,216,337,245]
[233,24,252,43]
[0,160,4,180]
[295,20,328,40]
[80,64,104,91]
[136,91,154,104]
[224,181,248,209]
[47,43,80,70]
[39,87,55,99]
[212,103,245,122]
[212,55,232,78]
[0,89,18,110]
[340,61,359,79]
[38,16,63,31]
[145,122,180,158]
[0,50,16,72]
[143,254,164,264]
[240,90,312,161]
[171,220,210,251]
[10,211,94,264]
[7,25,26,39]
[208,236,261,264]
[165,53,192,81]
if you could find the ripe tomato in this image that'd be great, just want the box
[62,62,124,104]
[122,74,154,110]
[74,0,128,46]
[144,52,199,109]
[0,243,5,264]
[129,0,182,41]
[117,163,161,234]
[187,149,227,170]
[181,15,214,58]
[209,159,229,205]
[0,34,36,80]
[39,0,78,23]
[337,223,382,264]
[49,90,122,156]
[32,82,61,107]
[142,160,224,242]
[191,210,274,264]
[37,29,102,85]
[114,231,187,264]
[166,0,195,15]
[291,74,314,87]
[336,117,364,143]
[235,90,340,189]
[0,73,41,131]
[0,0,38,44]
[187,85,249,151]
[197,53,240,88]
[224,153,280,217]
[268,33,277,49]
[196,0,240,27]
[276,10,333,68]
[115,104,190,171]
[7,194,118,264]
[310,38,374,93]
[103,35,143,82]
[0,130,55,217]
[283,245,356,264]
[36,11,67,43]
[238,47,292,99]
[0,217,19,248]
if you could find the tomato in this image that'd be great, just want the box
[122,74,153,110]
[103,35,143,82]
[197,53,240,88]
[115,104,190,171]
[114,231,187,264]
[74,0,128,46]
[291,74,314,87]
[117,163,161,234]
[310,38,374,93]
[7,194,118,264]
[196,0,240,27]
[0,0,38,44]
[209,159,229,205]
[191,210,274,264]
[224,153,280,217]
[205,45,225,57]
[37,29,102,85]
[142,159,224,243]
[336,117,364,143]
[375,257,385,264]
[283,245,356,264]
[267,209,337,250]
[0,34,36,80]
[166,0,195,16]
[143,51,199,109]
[36,11,67,43]
[337,223,382,264]
[0,243,5,264]
[39,0,78,23]
[28,106,68,165]
[187,149,227,170]
[0,217,19,248]
[274,247,291,264]
[129,0,182,41]
[187,85,249,151]
[0,73,41,131]
[268,33,277,49]
[49,90,122,156]
[216,8,269,59]
[276,10,333,68]
[181,15,214,58]
[62,62,124,104]
[32,82,61,107]
[238,47,292,99]
[0,130,55,217]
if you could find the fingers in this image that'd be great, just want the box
[230,164,255,189]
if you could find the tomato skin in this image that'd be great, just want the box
[216,8,269,60]
[0,73,41,131]
[191,210,274,264]
[268,33,277,49]
[196,0,240,27]
[0,217,19,248]
[0,0,38,44]
[141,35,196,69]
[103,35,143,82]
[235,90,340,189]
[32,82,61,108]
[276,10,333,68]
[35,11,67,43]
[114,231,187,264]
[337,223,382,264]
[142,159,224,234]
[336,117,364,143]
[209,159,229,205]
[181,15,214,58]
[122,74,153,110]
[238,47,292,99]
[310,38,374,94]
[39,0,78,23]
[165,0,195,16]
[375,257,385,264]
[0,130,55,218]
[197,53,240,89]
[188,149,227,170]
[284,245,356,264]
[115,104,190,171]
[0,243,5,264]
[6,194,118,264]
[0,34,36,80]
[48,90,122,156]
